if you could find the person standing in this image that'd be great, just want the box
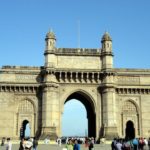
[88,139,94,150]
[56,137,62,147]
[19,138,25,150]
[32,137,38,150]
[1,137,5,146]
[73,139,80,150]
[6,138,12,150]
[85,137,89,148]
[132,138,138,150]
[116,139,122,150]
[66,139,73,150]
[111,138,117,150]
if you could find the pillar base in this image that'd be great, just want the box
[104,126,118,140]
[40,127,57,140]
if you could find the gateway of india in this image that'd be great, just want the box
[0,31,150,140]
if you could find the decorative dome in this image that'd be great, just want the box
[101,32,112,42]
[45,30,56,40]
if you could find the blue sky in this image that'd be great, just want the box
[0,0,150,136]
[62,100,88,136]
[1,0,150,68]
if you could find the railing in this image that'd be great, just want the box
[1,66,41,70]
[57,48,101,55]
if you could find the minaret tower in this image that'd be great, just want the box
[100,32,117,139]
[101,32,113,70]
[44,30,57,68]
[41,30,60,140]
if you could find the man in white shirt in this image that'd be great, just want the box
[57,137,62,146]
[6,138,12,150]
[116,139,122,150]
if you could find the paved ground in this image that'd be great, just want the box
[0,143,111,150]
[1,144,150,150]
[1,143,150,150]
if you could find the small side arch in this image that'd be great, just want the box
[125,120,135,140]
[17,98,36,138]
[121,99,140,138]
[20,119,30,139]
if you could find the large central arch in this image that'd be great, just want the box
[63,90,96,138]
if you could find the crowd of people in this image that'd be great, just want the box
[2,136,150,150]
[1,137,38,150]
[56,137,95,150]
[57,136,96,144]
[19,137,38,150]
[111,137,150,150]
[1,137,12,150]
[1,136,95,150]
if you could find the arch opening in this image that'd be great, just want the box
[20,120,31,139]
[63,91,96,138]
[122,100,139,138]
[18,99,35,138]
[125,120,135,140]
[62,99,88,137]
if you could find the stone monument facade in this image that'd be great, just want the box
[0,31,150,140]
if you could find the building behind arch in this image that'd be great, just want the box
[0,31,150,139]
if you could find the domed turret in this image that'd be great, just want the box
[44,30,57,68]
[101,32,112,52]
[45,30,56,51]
[101,32,112,43]
[45,31,56,40]
[101,32,113,70]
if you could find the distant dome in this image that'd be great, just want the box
[45,30,56,40]
[101,32,112,42]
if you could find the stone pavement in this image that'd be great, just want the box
[0,144,111,150]
[1,143,150,150]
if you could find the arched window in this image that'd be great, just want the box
[122,100,139,139]
[122,100,137,114]
[18,99,34,113]
[18,99,34,138]
[107,43,109,48]
[20,120,31,138]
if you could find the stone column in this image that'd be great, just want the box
[41,72,60,140]
[101,74,118,139]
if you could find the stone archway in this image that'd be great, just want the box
[125,120,135,140]
[63,91,96,138]
[20,120,30,138]
[17,99,35,138]
[121,100,139,138]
